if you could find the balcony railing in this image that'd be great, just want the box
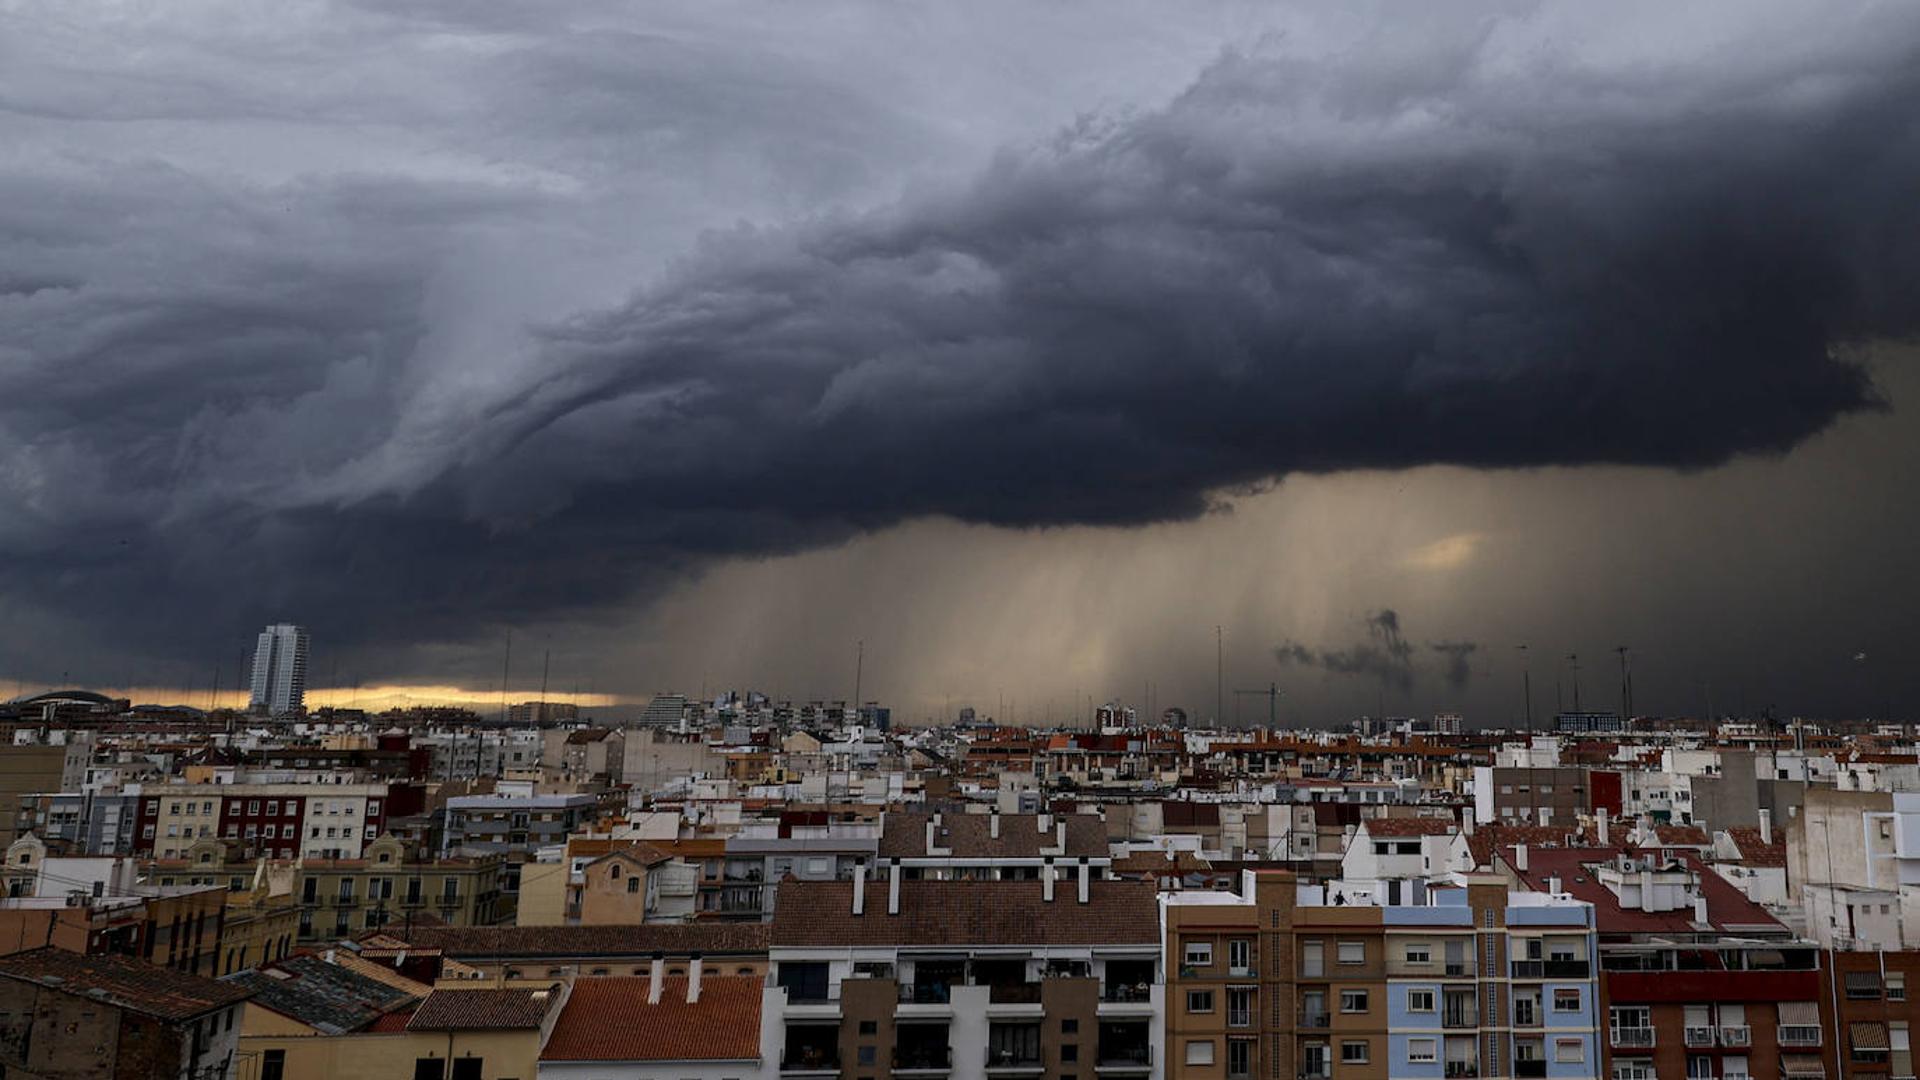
[1544,959,1589,978]
[1611,1027,1656,1048]
[894,1048,953,1072]
[1444,962,1473,977]
[1684,1025,1716,1047]
[988,983,1042,1005]
[1515,1061,1547,1079]
[1443,1010,1479,1029]
[1513,1006,1541,1027]
[1778,1025,1821,1047]
[1719,1025,1750,1047]
[1095,1046,1153,1069]
[986,1055,1044,1073]
[1227,1009,1252,1029]
[1299,1011,1330,1028]
[1101,984,1152,1003]
[780,1054,840,1073]
[1511,960,1544,978]
[1443,1063,1480,1079]
[901,983,953,1004]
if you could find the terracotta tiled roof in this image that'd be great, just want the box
[1111,849,1214,875]
[1653,825,1711,846]
[1464,825,1598,868]
[0,948,251,1022]
[367,1006,417,1032]
[878,812,1107,859]
[385,923,770,959]
[1724,827,1788,868]
[1504,847,1783,934]
[771,879,1159,948]
[1362,817,1458,837]
[541,977,762,1062]
[407,987,557,1031]
[325,949,435,996]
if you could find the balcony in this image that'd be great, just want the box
[900,983,954,1005]
[1102,983,1152,1003]
[985,1054,1044,1076]
[1094,1047,1153,1074]
[988,983,1043,1005]
[1511,960,1544,979]
[1443,1063,1480,1079]
[1543,959,1589,978]
[1444,962,1473,977]
[1611,1028,1655,1049]
[1719,1025,1750,1048]
[1685,1025,1716,1047]
[1513,1006,1541,1028]
[779,1053,840,1075]
[1778,1025,1821,1047]
[1443,1010,1479,1029]
[1299,1011,1330,1029]
[893,1047,952,1075]
[1515,1061,1547,1079]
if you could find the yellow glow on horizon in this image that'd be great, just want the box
[11,684,627,711]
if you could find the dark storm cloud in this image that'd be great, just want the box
[5,2,1920,682]
[1276,609,1415,692]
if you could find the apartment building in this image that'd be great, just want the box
[1162,869,1600,1080]
[1504,844,1820,1080]
[133,782,416,860]
[766,863,1163,1080]
[1824,950,1920,1080]
[292,836,505,942]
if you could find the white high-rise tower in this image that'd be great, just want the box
[249,623,310,715]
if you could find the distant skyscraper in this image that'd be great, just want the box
[249,623,309,715]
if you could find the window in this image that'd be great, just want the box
[413,1059,446,1080]
[1405,943,1432,964]
[1341,1041,1368,1064]
[1061,1019,1078,1034]
[1184,942,1213,967]
[1337,941,1365,965]
[1554,988,1581,1012]
[1300,940,1324,977]
[1407,989,1435,1013]
[262,1050,286,1080]
[1339,989,1368,1013]
[857,1046,876,1066]
[1407,1038,1437,1063]
[1185,1041,1214,1066]
[1226,1039,1252,1079]
[1555,1039,1584,1063]
[1228,938,1252,972]
[1188,991,1215,1014]
[1061,1044,1078,1062]
[858,1021,877,1035]
[1889,973,1907,1001]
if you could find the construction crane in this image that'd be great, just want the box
[1233,683,1285,727]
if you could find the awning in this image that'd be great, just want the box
[1781,1054,1827,1078]
[1852,1022,1891,1050]
[1779,1001,1822,1025]
[1847,971,1882,993]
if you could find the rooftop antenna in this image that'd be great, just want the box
[1215,625,1224,728]
[1516,644,1533,734]
[1614,646,1633,722]
[1567,652,1581,714]
[499,628,512,726]
[539,648,551,723]
[853,640,863,719]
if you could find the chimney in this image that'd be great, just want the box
[1759,808,1773,846]
[990,813,1000,839]
[1538,806,1551,827]
[1077,857,1091,904]
[648,952,665,1004]
[888,858,902,916]
[1640,869,1656,911]
[1057,821,1067,850]
[1547,874,1562,895]
[1692,896,1709,925]
[1038,813,1052,834]
[1596,807,1609,846]
[852,861,867,916]
[1514,844,1529,872]
[688,954,703,1003]
[1042,857,1055,902]
[925,820,937,854]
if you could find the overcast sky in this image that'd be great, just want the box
[3,1,1917,723]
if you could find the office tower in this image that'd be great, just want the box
[249,623,310,715]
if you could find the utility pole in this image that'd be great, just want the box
[1567,652,1581,714]
[853,640,863,718]
[499,629,512,726]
